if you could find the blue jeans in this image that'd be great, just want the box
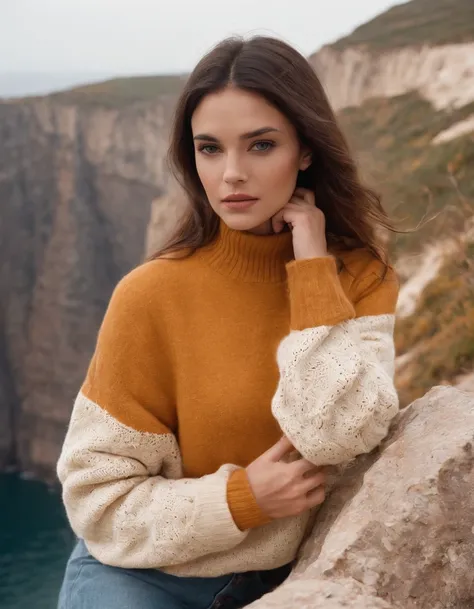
[58,539,291,609]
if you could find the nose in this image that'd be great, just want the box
[223,153,247,185]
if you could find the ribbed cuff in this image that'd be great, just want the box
[286,257,355,330]
[193,467,248,550]
[227,469,272,531]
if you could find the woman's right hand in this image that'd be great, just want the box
[246,436,326,519]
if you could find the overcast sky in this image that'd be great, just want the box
[1,0,399,95]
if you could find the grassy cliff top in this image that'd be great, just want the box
[329,0,474,52]
[49,74,187,107]
[339,92,474,253]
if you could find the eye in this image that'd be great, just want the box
[198,144,220,155]
[251,141,274,152]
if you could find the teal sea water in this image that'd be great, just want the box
[0,474,75,609]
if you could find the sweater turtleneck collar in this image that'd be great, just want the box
[202,219,295,283]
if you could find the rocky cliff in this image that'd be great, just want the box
[310,0,474,111]
[311,42,474,112]
[252,386,474,608]
[0,93,177,478]
[308,0,474,406]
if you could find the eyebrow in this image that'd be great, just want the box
[193,127,280,142]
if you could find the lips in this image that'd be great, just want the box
[221,197,258,211]
[222,194,258,203]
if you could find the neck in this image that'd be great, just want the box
[245,218,274,236]
[201,219,294,283]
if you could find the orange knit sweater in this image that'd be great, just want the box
[57,220,399,577]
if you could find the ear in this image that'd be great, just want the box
[299,148,312,171]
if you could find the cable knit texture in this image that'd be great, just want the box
[59,393,247,570]
[271,314,398,464]
[57,219,399,576]
[272,257,399,464]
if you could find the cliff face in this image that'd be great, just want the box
[310,0,474,112]
[307,0,474,406]
[311,42,474,111]
[0,96,175,478]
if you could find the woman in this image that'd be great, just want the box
[57,35,399,609]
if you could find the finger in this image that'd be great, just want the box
[290,459,321,476]
[280,206,305,228]
[292,188,309,201]
[287,199,318,217]
[292,188,315,206]
[265,436,295,462]
[271,209,287,234]
[284,201,310,211]
[272,199,317,233]
[301,472,326,494]
[272,206,301,233]
[305,486,326,508]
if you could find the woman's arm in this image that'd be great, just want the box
[271,256,399,465]
[57,269,249,570]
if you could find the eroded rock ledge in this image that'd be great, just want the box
[252,386,474,609]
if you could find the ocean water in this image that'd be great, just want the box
[0,474,75,609]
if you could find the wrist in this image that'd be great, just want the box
[296,250,331,261]
[286,257,355,330]
[226,469,272,531]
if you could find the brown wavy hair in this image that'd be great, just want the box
[150,35,394,265]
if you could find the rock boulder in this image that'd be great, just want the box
[252,386,474,608]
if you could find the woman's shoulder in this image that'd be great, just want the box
[121,255,184,285]
[108,255,192,317]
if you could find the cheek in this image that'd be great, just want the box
[195,156,220,194]
[195,157,209,189]
[260,149,300,192]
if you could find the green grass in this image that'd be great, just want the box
[395,245,474,404]
[330,0,474,51]
[339,92,474,255]
[339,87,474,400]
[51,74,187,107]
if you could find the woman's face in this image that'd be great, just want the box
[191,87,311,235]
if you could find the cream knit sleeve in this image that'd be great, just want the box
[57,268,248,570]
[271,257,399,466]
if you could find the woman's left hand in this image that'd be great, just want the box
[271,188,329,260]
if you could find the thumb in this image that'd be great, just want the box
[271,209,287,234]
[265,436,295,462]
